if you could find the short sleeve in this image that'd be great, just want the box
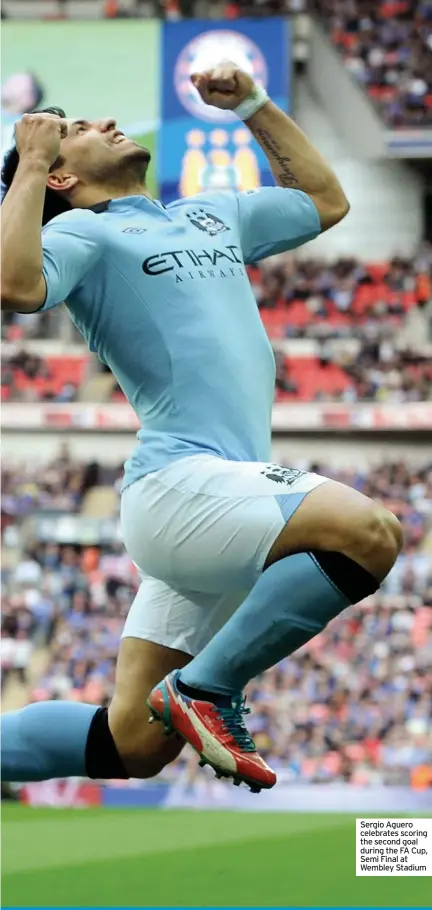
[236,186,321,263]
[41,210,105,310]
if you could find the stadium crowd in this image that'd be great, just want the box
[121,0,432,133]
[273,339,432,402]
[253,248,432,324]
[1,0,306,22]
[314,0,432,127]
[2,452,431,785]
[156,1,306,20]
[2,249,431,404]
[3,343,429,404]
[3,0,432,131]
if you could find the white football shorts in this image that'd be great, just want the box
[120,454,329,656]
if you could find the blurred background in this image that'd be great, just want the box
[1,3,431,899]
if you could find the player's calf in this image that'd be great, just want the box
[107,637,190,779]
[107,699,184,779]
[1,639,188,784]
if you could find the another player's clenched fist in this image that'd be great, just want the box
[14,113,67,167]
[191,62,255,111]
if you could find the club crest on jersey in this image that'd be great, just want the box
[260,465,305,485]
[187,209,229,237]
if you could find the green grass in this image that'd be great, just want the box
[2,805,430,907]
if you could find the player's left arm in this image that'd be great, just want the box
[192,63,349,233]
[243,101,349,232]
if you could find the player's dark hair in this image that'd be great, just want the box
[1,106,72,225]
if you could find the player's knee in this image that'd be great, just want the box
[343,503,403,581]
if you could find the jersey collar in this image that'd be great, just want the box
[89,196,166,214]
[89,200,110,213]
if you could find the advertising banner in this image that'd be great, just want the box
[385,128,432,158]
[160,18,290,203]
[21,780,101,807]
[19,780,432,813]
[2,402,431,432]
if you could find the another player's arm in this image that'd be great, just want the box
[191,64,349,232]
[245,102,349,231]
[1,114,64,312]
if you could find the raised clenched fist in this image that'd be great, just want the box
[14,113,67,167]
[191,62,255,111]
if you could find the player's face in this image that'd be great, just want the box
[53,117,151,187]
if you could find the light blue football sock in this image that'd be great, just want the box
[179,551,374,697]
[1,701,98,781]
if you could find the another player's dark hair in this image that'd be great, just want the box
[1,106,72,225]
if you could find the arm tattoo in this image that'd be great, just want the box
[255,128,300,188]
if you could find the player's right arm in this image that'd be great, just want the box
[1,114,63,312]
[2,115,104,313]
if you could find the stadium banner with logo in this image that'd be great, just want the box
[20,780,101,807]
[159,18,290,203]
[385,128,432,158]
[18,780,432,812]
[2,402,432,432]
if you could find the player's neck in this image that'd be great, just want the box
[72,183,152,209]
[105,183,152,202]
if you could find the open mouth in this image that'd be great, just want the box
[112,133,127,144]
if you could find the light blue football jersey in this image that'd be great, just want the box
[40,188,321,489]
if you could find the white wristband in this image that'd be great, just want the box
[233,84,269,121]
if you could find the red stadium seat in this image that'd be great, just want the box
[278,357,351,401]
[366,263,388,283]
[2,355,87,399]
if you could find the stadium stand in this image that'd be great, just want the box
[1,0,306,21]
[3,347,430,403]
[2,250,431,403]
[313,0,432,127]
[158,1,307,19]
